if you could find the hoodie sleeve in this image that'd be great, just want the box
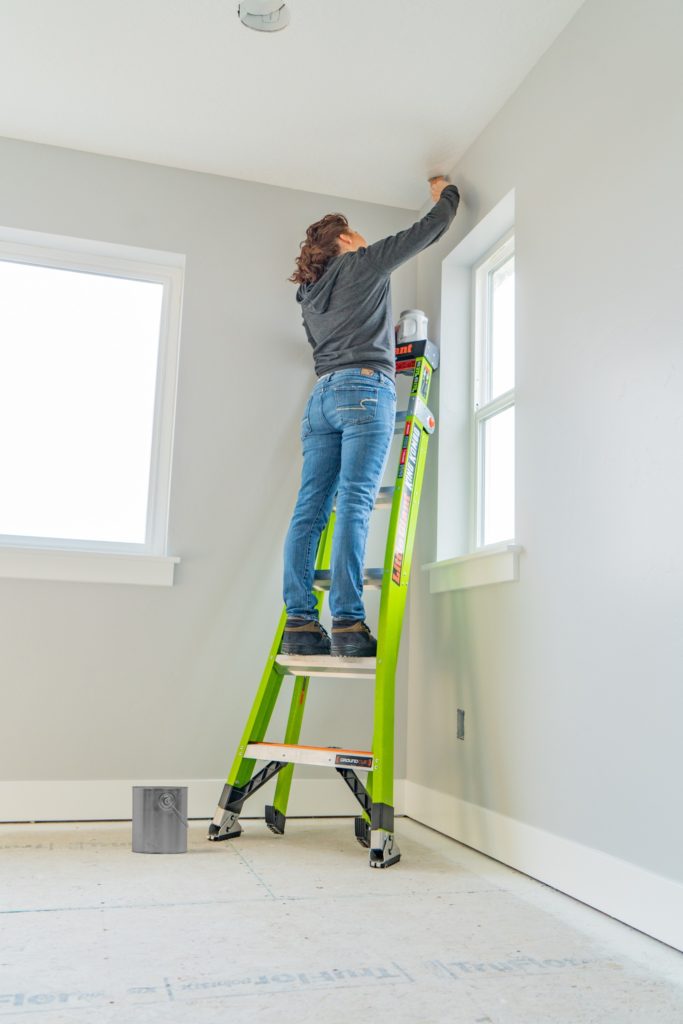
[364,185,460,275]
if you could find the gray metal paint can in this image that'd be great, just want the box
[397,309,429,343]
[132,786,188,854]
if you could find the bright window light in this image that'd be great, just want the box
[482,405,515,545]
[490,255,515,400]
[0,259,164,545]
[472,232,515,548]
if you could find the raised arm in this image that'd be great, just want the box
[365,178,460,275]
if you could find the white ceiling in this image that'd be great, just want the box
[0,0,585,209]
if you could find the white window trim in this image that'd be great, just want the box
[0,225,184,586]
[0,546,179,587]
[423,189,521,593]
[423,541,522,594]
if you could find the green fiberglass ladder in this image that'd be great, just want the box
[207,330,439,869]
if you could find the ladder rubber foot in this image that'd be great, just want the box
[369,849,401,869]
[354,816,371,848]
[369,831,401,868]
[265,805,286,835]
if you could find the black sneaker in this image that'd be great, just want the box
[280,617,331,656]
[330,619,377,657]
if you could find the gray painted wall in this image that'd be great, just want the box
[409,0,683,882]
[0,137,415,792]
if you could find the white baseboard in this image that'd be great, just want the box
[403,780,683,953]
[0,778,407,824]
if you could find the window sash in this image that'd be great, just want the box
[471,230,515,551]
[473,395,515,549]
[473,231,514,412]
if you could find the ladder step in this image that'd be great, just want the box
[276,654,376,678]
[374,486,395,508]
[394,410,408,434]
[313,568,384,590]
[245,742,375,770]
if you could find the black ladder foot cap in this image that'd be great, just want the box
[354,816,371,848]
[265,805,286,835]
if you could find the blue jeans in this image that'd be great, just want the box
[283,367,397,621]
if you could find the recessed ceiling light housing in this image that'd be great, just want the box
[238,1,290,32]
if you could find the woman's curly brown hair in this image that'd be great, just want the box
[289,213,350,286]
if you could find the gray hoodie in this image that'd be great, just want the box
[295,184,460,381]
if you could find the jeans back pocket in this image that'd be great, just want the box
[333,385,378,425]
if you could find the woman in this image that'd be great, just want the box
[282,176,460,657]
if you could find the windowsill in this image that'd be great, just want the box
[422,541,523,593]
[0,546,180,586]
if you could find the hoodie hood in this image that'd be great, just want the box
[295,254,347,314]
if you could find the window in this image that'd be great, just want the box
[427,191,519,592]
[0,228,184,568]
[471,232,515,548]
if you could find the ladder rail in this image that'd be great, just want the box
[371,354,435,825]
[269,509,336,821]
[265,674,309,826]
